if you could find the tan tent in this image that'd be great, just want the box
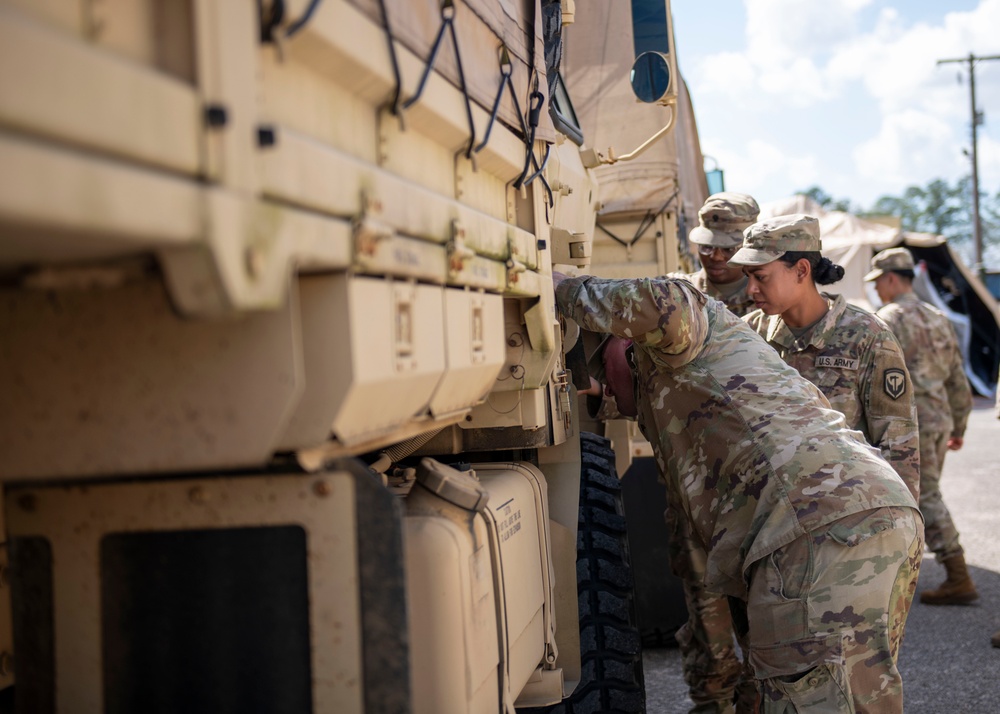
[760,198,1000,395]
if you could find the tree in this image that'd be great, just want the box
[800,179,999,269]
[797,186,855,213]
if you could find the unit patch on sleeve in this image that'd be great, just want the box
[815,355,859,370]
[883,367,907,399]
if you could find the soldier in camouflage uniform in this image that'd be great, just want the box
[554,270,923,713]
[669,194,762,713]
[684,193,760,317]
[865,247,976,606]
[732,215,920,501]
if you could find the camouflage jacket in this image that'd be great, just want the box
[556,276,916,598]
[684,269,756,318]
[876,292,973,438]
[744,294,920,501]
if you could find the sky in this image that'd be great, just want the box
[671,0,1000,210]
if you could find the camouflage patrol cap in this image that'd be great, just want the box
[728,214,821,266]
[864,247,915,281]
[689,192,761,248]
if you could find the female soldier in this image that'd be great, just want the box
[729,215,920,502]
[553,215,921,713]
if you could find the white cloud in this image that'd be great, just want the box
[693,0,1000,113]
[690,0,877,103]
[707,137,822,197]
[688,0,1000,205]
[979,135,1000,193]
[853,110,961,191]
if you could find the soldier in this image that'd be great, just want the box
[684,192,760,317]
[671,193,762,713]
[732,215,920,501]
[554,271,922,713]
[865,247,975,606]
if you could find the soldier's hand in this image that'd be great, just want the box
[947,436,964,451]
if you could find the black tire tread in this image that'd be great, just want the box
[520,432,645,714]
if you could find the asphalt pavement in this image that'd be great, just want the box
[643,397,1000,713]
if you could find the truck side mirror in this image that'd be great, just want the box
[629,0,679,106]
[631,51,672,104]
[583,1,678,165]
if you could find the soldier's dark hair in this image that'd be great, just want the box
[778,251,845,285]
[890,269,915,282]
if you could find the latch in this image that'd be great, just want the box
[447,220,476,276]
[352,191,393,258]
[554,369,572,431]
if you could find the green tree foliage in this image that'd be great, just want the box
[798,178,1000,268]
[797,186,855,213]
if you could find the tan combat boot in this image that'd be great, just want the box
[992,630,1000,649]
[919,553,979,605]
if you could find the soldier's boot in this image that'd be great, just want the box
[919,553,979,605]
[991,630,1000,649]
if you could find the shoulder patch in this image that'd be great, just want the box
[816,355,859,370]
[884,367,907,400]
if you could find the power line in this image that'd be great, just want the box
[937,52,1000,274]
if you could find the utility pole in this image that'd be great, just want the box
[937,52,1000,274]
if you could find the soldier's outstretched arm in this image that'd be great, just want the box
[554,276,709,367]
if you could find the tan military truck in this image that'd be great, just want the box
[0,0,686,711]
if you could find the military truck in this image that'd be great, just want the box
[0,1,689,711]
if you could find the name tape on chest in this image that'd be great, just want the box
[815,355,859,370]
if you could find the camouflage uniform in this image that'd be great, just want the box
[867,253,972,563]
[674,193,760,713]
[744,294,920,501]
[556,273,922,713]
[684,269,756,318]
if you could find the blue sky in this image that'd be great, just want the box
[671,0,1000,210]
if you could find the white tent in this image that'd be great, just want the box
[760,198,1000,395]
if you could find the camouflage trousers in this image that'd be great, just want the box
[745,506,923,714]
[918,429,963,561]
[667,504,757,714]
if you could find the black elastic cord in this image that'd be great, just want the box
[259,0,285,43]
[475,47,514,154]
[595,189,680,249]
[513,85,544,189]
[400,8,450,110]
[285,0,323,37]
[400,2,476,158]
[377,0,404,119]
[447,5,476,158]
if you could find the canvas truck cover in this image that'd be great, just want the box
[349,0,555,144]
[560,2,707,228]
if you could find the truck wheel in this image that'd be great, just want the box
[522,432,645,713]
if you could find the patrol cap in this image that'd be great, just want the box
[863,247,915,281]
[689,192,761,248]
[728,214,821,266]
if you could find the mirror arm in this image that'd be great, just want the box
[600,104,676,165]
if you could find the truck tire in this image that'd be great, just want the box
[522,432,645,713]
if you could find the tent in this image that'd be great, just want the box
[760,197,1000,396]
